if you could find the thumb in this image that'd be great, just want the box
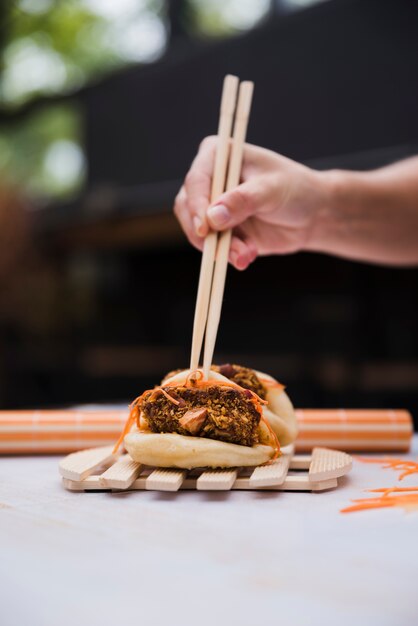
[206,181,258,231]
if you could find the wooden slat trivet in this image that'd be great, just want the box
[99,456,142,489]
[59,445,115,481]
[309,447,352,481]
[146,469,187,492]
[197,469,238,490]
[60,446,351,493]
[62,474,338,492]
[249,446,293,488]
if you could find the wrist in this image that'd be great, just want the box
[306,168,355,253]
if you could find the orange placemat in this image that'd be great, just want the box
[0,408,413,454]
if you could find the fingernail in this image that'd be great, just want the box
[229,252,238,266]
[207,204,230,227]
[193,216,205,237]
[236,255,248,270]
[235,251,251,270]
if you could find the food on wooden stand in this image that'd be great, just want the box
[114,364,298,469]
[211,364,298,447]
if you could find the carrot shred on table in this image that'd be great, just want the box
[341,488,418,514]
[355,456,418,480]
[341,457,418,514]
[367,486,418,496]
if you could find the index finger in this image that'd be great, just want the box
[184,136,217,238]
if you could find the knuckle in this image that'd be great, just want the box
[185,169,209,188]
[199,135,216,150]
[184,170,197,186]
[231,187,252,212]
[173,197,183,218]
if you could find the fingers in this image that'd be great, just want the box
[207,180,260,232]
[229,233,258,271]
[174,136,268,268]
[184,136,217,238]
[176,137,265,241]
[173,186,204,251]
[175,183,257,269]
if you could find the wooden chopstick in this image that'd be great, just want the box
[189,74,239,371]
[202,81,254,378]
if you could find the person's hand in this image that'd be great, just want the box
[175,139,418,267]
[174,137,329,270]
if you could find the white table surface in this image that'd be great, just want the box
[1,437,417,626]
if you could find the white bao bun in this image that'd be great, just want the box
[255,370,298,447]
[125,430,274,469]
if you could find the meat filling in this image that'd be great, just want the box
[142,385,260,446]
[213,364,267,400]
[162,365,267,400]
[179,408,208,435]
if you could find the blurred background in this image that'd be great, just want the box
[0,0,417,424]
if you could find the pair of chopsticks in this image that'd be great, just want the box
[189,75,254,379]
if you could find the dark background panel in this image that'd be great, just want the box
[85,0,418,188]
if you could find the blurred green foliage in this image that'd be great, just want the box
[0,0,167,199]
[0,0,270,200]
[1,0,166,108]
[189,0,270,38]
[0,103,85,199]
[3,2,116,106]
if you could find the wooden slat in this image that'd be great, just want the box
[289,454,312,470]
[63,473,338,492]
[62,476,102,491]
[58,445,115,481]
[249,452,292,488]
[309,447,352,482]
[196,469,237,490]
[99,455,142,489]
[145,469,186,492]
[235,474,338,492]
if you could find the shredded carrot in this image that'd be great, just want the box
[112,406,137,454]
[166,370,268,412]
[367,487,418,496]
[341,488,418,514]
[158,388,180,405]
[185,369,204,385]
[355,456,418,480]
[260,413,280,461]
[341,457,418,513]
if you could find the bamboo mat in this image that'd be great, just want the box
[0,408,412,454]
